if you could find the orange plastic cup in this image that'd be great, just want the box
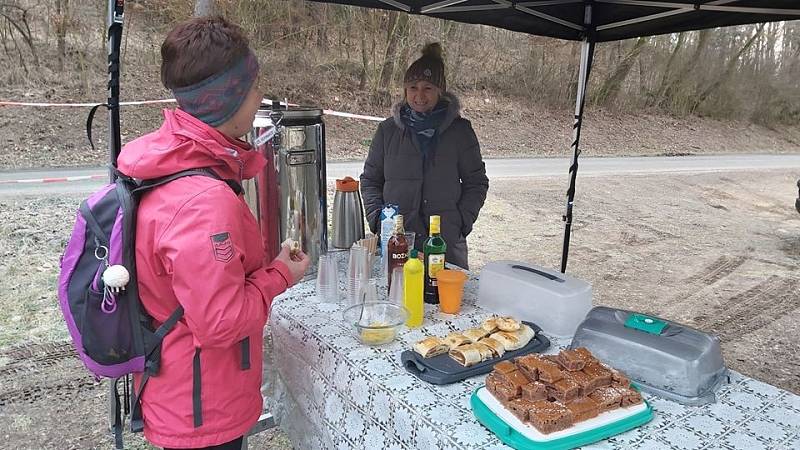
[436,269,468,314]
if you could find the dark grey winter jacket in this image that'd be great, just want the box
[360,93,489,269]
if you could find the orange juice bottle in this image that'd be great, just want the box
[403,249,424,328]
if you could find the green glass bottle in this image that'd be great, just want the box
[423,215,446,304]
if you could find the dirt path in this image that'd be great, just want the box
[0,169,798,449]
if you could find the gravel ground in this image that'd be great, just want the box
[0,169,798,449]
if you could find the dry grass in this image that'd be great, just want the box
[0,195,77,347]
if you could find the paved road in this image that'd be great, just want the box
[1,154,799,196]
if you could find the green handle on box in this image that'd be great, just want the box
[625,313,668,335]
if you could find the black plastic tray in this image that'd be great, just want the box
[401,321,550,385]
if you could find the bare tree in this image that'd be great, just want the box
[689,24,766,113]
[649,32,686,106]
[378,11,409,96]
[592,36,649,105]
[658,30,711,109]
[194,0,215,17]
[0,1,38,71]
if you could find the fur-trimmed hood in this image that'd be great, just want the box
[391,92,462,133]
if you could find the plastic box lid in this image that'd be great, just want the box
[477,261,592,337]
[570,306,728,405]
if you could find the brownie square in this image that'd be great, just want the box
[547,377,581,403]
[493,360,517,374]
[506,398,535,421]
[619,387,643,407]
[564,370,594,396]
[582,363,613,390]
[498,369,531,394]
[534,358,564,384]
[589,386,623,412]
[542,354,561,365]
[491,382,520,403]
[565,397,600,423]
[572,347,597,365]
[515,355,540,381]
[608,367,631,388]
[487,373,520,402]
[522,381,548,401]
[527,400,574,434]
[486,373,503,392]
[557,349,586,371]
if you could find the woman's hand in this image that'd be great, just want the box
[275,242,310,286]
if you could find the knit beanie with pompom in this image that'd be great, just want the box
[404,42,446,92]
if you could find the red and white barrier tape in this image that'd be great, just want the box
[0,97,383,185]
[0,98,385,122]
[0,174,108,185]
[323,109,383,122]
[0,99,176,107]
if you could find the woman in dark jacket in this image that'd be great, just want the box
[360,43,489,269]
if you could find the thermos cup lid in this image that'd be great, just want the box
[336,176,360,192]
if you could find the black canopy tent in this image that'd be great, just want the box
[90,3,798,447]
[298,0,800,273]
[97,1,800,273]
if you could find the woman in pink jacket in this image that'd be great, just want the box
[117,17,309,450]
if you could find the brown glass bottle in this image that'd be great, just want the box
[387,215,408,292]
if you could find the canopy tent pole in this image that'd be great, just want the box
[560,7,595,274]
[106,0,125,181]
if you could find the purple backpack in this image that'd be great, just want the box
[57,168,241,443]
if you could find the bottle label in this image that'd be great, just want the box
[430,215,441,235]
[391,252,407,260]
[428,254,445,281]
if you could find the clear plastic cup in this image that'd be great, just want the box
[360,279,379,304]
[389,267,404,306]
[403,232,415,251]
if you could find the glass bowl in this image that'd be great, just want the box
[342,302,408,346]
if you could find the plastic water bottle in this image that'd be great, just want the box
[403,249,424,328]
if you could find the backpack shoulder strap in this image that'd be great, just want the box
[132,168,243,195]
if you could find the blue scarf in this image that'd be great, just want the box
[399,100,449,161]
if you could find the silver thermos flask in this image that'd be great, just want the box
[332,177,365,248]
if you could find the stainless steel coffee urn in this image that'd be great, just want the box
[244,103,327,273]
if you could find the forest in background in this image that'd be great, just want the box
[1,0,799,127]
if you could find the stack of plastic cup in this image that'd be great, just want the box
[347,245,371,306]
[315,254,339,303]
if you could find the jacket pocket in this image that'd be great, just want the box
[192,348,203,428]
[240,337,251,370]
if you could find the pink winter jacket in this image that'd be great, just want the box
[117,109,291,448]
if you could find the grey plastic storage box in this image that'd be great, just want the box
[477,261,592,337]
[570,306,728,405]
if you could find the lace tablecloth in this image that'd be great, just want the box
[264,256,800,450]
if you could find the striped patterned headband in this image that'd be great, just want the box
[172,50,260,127]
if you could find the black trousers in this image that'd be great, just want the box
[164,436,243,450]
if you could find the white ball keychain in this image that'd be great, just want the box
[102,265,130,293]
